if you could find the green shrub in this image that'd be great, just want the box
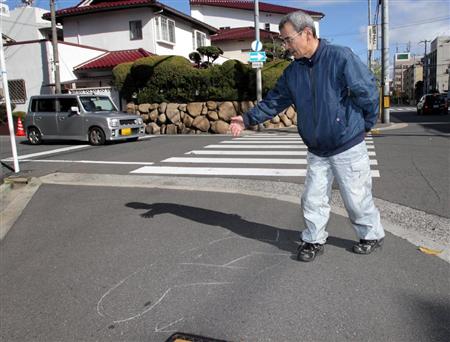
[207,60,255,101]
[0,103,16,124]
[112,62,133,89]
[114,54,288,103]
[13,111,26,119]
[131,55,176,88]
[112,62,135,100]
[137,56,196,103]
[262,59,290,96]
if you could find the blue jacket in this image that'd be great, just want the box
[243,39,379,157]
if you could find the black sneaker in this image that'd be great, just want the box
[353,238,384,254]
[296,240,325,262]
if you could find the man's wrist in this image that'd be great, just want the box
[242,114,250,128]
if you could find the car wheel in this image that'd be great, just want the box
[88,127,106,145]
[27,127,42,145]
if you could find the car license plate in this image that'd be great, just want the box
[121,128,132,136]
[433,105,439,108]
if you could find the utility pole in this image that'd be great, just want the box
[254,0,263,131]
[419,40,430,94]
[254,0,262,103]
[381,0,390,123]
[0,1,20,172]
[50,0,61,93]
[367,0,372,69]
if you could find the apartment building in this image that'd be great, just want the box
[403,61,423,105]
[425,36,450,93]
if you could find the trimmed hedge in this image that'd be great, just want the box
[113,56,290,103]
[262,59,291,96]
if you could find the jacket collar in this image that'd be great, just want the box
[296,39,328,66]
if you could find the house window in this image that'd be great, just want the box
[194,30,206,49]
[129,20,142,40]
[265,23,270,31]
[7,79,26,104]
[156,16,175,44]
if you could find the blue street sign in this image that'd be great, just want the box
[248,51,266,62]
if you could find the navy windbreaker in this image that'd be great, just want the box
[243,39,379,157]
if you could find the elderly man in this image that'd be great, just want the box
[230,11,385,262]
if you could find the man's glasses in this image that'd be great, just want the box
[279,31,303,45]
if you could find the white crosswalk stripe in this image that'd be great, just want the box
[391,106,415,112]
[130,133,380,178]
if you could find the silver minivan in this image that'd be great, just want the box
[24,94,145,145]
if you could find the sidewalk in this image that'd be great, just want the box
[1,175,449,341]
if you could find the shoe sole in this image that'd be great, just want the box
[353,244,383,255]
[297,246,325,262]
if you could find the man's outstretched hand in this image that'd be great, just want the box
[230,116,245,136]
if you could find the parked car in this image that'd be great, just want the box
[24,94,145,145]
[416,93,448,115]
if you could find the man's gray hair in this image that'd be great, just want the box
[279,11,317,38]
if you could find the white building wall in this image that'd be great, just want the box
[153,17,211,58]
[4,40,105,111]
[57,42,105,82]
[63,9,155,52]
[214,40,251,63]
[4,41,51,111]
[191,6,320,36]
[2,6,50,41]
[435,37,450,92]
[62,8,211,58]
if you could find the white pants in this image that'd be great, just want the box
[301,141,385,244]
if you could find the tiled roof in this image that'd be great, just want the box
[42,0,217,33]
[190,0,324,17]
[43,0,152,18]
[74,48,154,70]
[211,27,278,42]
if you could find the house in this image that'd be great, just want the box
[4,1,218,111]
[44,0,217,60]
[1,5,62,42]
[190,0,325,63]
[2,6,106,111]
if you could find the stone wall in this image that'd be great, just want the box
[127,101,297,135]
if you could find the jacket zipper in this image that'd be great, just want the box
[309,66,318,147]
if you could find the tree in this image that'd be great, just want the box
[414,81,423,101]
[263,40,288,62]
[197,46,223,66]
[189,52,202,68]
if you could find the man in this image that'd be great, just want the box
[230,11,385,262]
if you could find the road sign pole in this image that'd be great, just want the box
[0,3,20,172]
[381,0,390,123]
[254,0,262,103]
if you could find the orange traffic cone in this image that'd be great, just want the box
[16,117,26,137]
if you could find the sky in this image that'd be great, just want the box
[5,0,450,65]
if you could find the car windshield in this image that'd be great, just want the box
[79,96,117,112]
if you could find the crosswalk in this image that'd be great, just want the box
[391,106,415,112]
[130,133,380,178]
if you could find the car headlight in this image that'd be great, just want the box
[136,118,143,125]
[109,118,119,127]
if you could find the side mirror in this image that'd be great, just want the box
[70,106,80,114]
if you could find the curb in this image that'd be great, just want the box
[0,177,42,240]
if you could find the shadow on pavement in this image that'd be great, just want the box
[390,110,450,135]
[399,292,450,340]
[125,202,355,255]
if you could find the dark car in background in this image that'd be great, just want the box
[416,93,448,115]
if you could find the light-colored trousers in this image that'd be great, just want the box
[301,141,385,244]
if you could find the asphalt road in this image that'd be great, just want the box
[1,106,449,217]
[1,184,449,341]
